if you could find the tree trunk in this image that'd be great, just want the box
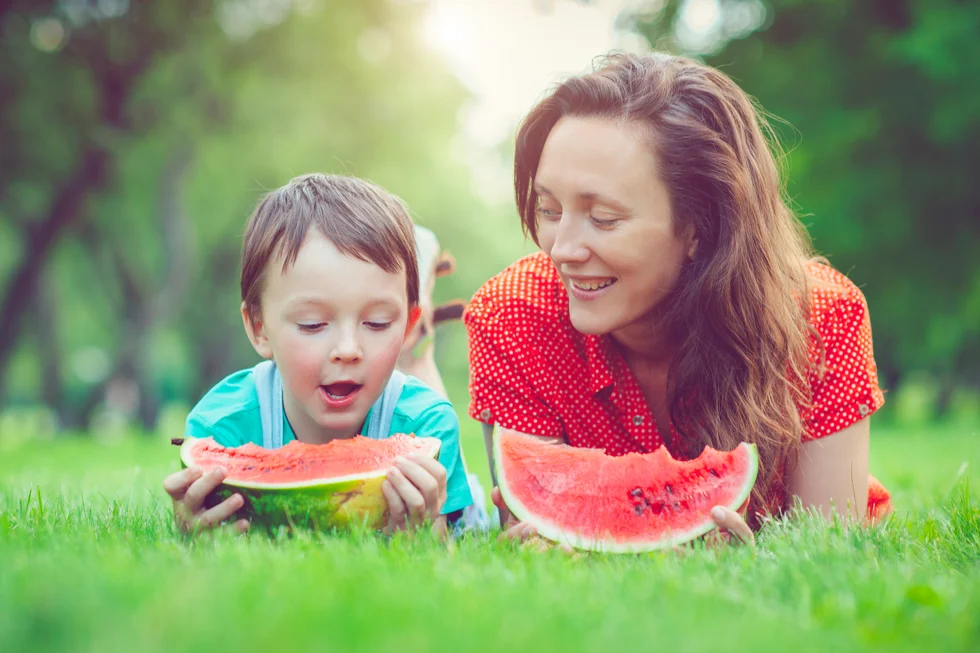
[0,147,110,403]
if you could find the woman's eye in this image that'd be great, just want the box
[298,323,325,333]
[365,322,392,331]
[534,207,562,221]
[590,216,619,229]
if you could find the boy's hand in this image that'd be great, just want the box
[163,467,250,535]
[381,454,448,533]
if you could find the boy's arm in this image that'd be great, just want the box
[413,403,473,516]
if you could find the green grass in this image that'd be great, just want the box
[1,421,978,653]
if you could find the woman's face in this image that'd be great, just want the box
[534,116,696,347]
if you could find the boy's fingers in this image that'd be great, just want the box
[234,519,250,534]
[395,457,443,511]
[197,493,244,529]
[386,467,426,524]
[406,454,448,488]
[382,479,408,531]
[182,469,227,513]
[162,467,204,500]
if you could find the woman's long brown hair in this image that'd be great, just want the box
[514,53,816,521]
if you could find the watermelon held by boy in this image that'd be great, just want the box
[174,434,441,533]
[493,427,759,553]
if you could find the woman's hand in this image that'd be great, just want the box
[701,505,755,547]
[381,454,448,534]
[492,486,576,553]
[163,466,250,535]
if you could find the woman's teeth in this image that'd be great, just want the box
[571,279,616,291]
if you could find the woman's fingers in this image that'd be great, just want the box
[497,520,537,542]
[710,505,755,546]
[491,486,516,527]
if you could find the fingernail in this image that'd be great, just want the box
[711,507,726,522]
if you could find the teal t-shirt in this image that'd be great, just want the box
[185,366,474,516]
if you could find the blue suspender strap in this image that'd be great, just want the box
[364,370,407,439]
[253,359,285,450]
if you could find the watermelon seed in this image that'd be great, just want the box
[629,488,643,497]
[664,484,673,494]
[709,468,719,477]
[244,466,255,471]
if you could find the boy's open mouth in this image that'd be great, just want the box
[322,382,362,400]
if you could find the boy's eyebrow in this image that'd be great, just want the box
[284,295,404,310]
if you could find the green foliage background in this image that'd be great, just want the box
[0,0,978,435]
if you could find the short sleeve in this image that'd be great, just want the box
[184,411,250,448]
[411,403,473,515]
[804,280,885,440]
[464,291,563,439]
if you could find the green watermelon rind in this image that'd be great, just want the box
[493,427,760,553]
[178,435,441,533]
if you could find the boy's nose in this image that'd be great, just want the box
[330,330,362,364]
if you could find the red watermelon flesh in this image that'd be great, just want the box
[494,428,759,552]
[181,433,441,488]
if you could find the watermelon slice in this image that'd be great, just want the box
[493,427,758,552]
[176,434,441,533]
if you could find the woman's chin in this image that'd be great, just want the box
[568,308,618,336]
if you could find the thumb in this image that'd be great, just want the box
[491,486,516,526]
[491,486,509,511]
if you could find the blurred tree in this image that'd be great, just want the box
[0,0,522,429]
[633,0,980,408]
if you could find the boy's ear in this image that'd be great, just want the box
[404,305,423,337]
[241,301,273,359]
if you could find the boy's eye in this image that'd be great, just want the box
[365,322,392,331]
[298,323,325,333]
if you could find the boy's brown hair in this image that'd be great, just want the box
[240,173,419,320]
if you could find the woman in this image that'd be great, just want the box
[464,52,889,546]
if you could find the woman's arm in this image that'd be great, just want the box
[787,417,870,522]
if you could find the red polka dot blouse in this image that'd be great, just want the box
[465,252,885,457]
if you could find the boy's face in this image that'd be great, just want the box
[242,229,419,443]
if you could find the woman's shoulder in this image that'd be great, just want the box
[804,259,873,332]
[465,252,567,328]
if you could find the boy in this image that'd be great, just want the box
[163,173,473,536]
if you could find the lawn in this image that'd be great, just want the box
[1,419,977,652]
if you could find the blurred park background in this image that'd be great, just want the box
[1,0,978,448]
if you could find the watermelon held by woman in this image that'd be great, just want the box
[492,427,759,553]
[173,434,441,533]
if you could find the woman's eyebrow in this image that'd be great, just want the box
[536,184,630,212]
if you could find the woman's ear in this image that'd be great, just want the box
[241,301,273,359]
[686,225,699,260]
